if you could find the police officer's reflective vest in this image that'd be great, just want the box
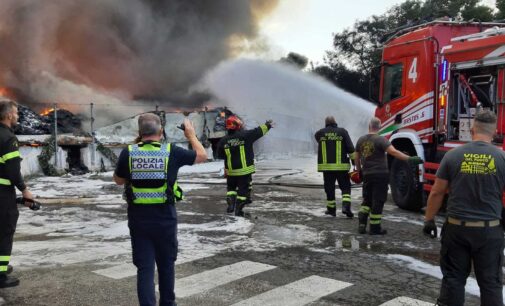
[128,142,182,204]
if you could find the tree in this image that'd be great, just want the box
[312,0,498,100]
[280,52,308,69]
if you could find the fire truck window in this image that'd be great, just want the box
[383,63,403,103]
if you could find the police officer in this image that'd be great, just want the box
[217,115,273,217]
[114,113,207,306]
[315,116,355,218]
[355,117,422,235]
[423,110,505,306]
[0,100,35,288]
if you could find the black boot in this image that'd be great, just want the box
[0,274,19,288]
[226,195,236,213]
[235,199,246,217]
[369,224,387,235]
[245,189,252,204]
[325,207,336,217]
[358,212,368,234]
[341,202,354,218]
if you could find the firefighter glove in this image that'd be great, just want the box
[423,219,437,238]
[408,156,424,165]
[265,120,274,129]
[16,197,41,211]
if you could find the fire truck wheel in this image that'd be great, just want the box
[390,158,422,211]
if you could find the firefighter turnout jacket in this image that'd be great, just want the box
[0,123,26,192]
[217,123,271,176]
[127,141,182,205]
[315,123,355,172]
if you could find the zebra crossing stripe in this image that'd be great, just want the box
[176,261,276,298]
[93,263,135,280]
[379,297,433,306]
[230,275,352,306]
[93,254,213,279]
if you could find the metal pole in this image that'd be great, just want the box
[90,103,95,167]
[53,103,58,167]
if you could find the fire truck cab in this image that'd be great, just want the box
[374,21,505,211]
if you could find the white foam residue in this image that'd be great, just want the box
[384,254,505,298]
[179,217,254,235]
[179,161,223,174]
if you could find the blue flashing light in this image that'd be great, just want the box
[441,59,448,82]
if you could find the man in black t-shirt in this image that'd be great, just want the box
[424,110,505,306]
[355,117,422,235]
[114,113,207,306]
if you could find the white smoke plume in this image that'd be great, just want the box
[200,59,375,156]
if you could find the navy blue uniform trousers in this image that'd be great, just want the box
[128,204,178,306]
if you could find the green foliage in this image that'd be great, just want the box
[38,135,60,176]
[96,140,118,167]
[311,0,501,99]
[280,52,309,69]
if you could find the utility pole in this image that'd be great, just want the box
[53,103,58,167]
[90,103,96,167]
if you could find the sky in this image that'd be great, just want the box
[258,0,497,65]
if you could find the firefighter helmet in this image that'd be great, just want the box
[349,170,362,184]
[226,115,243,130]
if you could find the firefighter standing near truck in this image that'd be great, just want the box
[113,113,207,306]
[217,116,273,217]
[355,117,423,235]
[315,116,355,218]
[0,100,36,288]
[423,110,505,306]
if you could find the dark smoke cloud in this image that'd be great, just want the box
[0,0,278,107]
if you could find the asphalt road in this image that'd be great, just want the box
[0,180,486,306]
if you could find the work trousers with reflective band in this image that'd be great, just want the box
[129,205,178,306]
[437,223,504,306]
[323,171,351,207]
[227,174,252,201]
[0,193,18,276]
[360,173,388,224]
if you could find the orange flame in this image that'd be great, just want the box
[40,108,54,116]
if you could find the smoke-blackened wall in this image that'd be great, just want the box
[0,0,278,107]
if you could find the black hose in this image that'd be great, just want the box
[179,168,363,189]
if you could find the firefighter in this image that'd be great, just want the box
[355,117,422,235]
[217,115,273,216]
[0,100,35,288]
[423,110,505,306]
[113,113,207,306]
[315,116,355,218]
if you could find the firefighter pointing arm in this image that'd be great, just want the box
[217,116,273,216]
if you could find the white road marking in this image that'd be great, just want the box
[175,261,276,298]
[93,263,136,280]
[93,254,214,279]
[231,275,352,306]
[379,296,433,306]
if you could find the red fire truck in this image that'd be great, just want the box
[373,21,505,211]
